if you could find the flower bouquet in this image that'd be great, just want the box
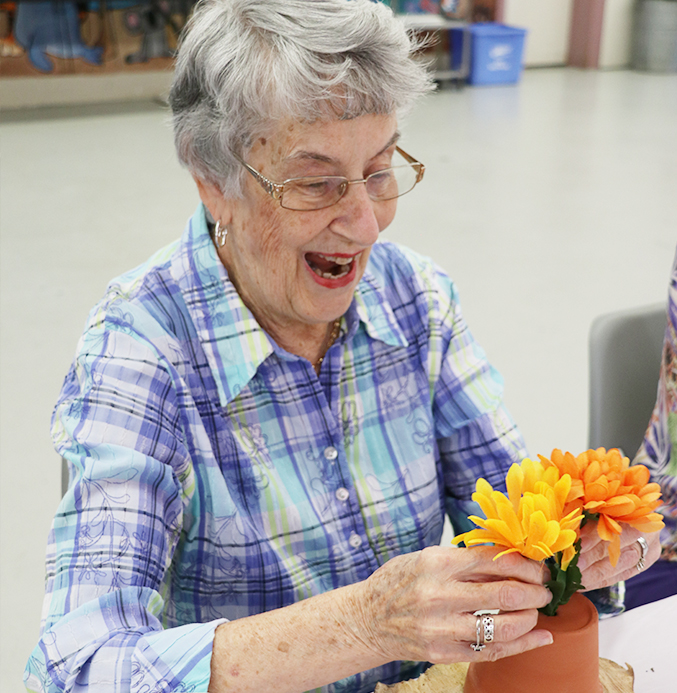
[453,447,664,615]
[453,448,664,693]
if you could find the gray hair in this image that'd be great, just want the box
[169,0,433,197]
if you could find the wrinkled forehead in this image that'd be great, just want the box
[247,113,400,169]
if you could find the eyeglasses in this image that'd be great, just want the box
[234,146,425,211]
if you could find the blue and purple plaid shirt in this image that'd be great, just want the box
[635,246,677,560]
[25,206,529,693]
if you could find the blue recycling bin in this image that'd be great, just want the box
[451,23,528,86]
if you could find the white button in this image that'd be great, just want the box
[324,446,338,460]
[349,533,362,548]
[335,487,349,501]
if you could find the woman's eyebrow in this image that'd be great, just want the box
[286,131,401,165]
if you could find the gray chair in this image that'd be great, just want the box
[61,457,69,497]
[589,303,666,459]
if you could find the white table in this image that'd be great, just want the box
[598,595,676,692]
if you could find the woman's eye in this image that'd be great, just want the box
[369,170,392,182]
[295,179,334,197]
[368,169,394,189]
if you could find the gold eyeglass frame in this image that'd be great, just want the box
[233,146,425,211]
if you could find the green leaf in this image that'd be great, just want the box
[540,540,585,616]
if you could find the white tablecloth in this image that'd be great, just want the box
[598,595,677,692]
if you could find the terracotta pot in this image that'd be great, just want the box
[463,592,602,693]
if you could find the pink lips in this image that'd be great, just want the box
[304,252,360,289]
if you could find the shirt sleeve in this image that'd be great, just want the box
[24,306,225,693]
[419,260,629,616]
[417,260,529,534]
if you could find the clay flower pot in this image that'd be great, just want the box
[463,593,602,693]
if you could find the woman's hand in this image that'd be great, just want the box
[352,545,553,665]
[578,523,661,591]
[209,546,553,692]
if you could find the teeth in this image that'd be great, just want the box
[309,252,357,280]
[317,266,351,279]
[318,254,354,265]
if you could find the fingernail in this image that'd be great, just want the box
[541,632,554,646]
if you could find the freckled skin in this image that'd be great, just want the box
[194,114,398,366]
[207,547,553,693]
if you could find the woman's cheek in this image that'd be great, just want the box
[377,199,398,233]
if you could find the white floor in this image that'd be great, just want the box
[1,67,676,691]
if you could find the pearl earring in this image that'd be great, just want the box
[214,221,228,248]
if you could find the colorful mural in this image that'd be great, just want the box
[0,1,495,78]
[0,1,197,77]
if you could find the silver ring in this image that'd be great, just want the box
[482,615,495,643]
[471,611,495,652]
[636,536,649,571]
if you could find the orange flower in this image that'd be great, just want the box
[453,458,583,569]
[538,448,664,566]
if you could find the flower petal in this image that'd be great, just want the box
[506,463,525,511]
[608,534,621,567]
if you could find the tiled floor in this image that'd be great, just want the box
[1,67,676,690]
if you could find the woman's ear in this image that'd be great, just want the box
[192,176,233,225]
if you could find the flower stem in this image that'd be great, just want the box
[541,540,585,617]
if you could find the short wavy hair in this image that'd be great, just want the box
[169,0,433,197]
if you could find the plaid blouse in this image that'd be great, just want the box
[635,246,677,561]
[25,206,529,693]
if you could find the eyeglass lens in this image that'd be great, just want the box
[280,162,421,211]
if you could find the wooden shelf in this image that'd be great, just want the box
[397,13,468,31]
[396,13,471,83]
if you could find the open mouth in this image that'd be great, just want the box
[305,252,357,280]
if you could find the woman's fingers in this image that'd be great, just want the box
[464,628,553,663]
[578,523,659,571]
[384,606,553,664]
[444,575,552,614]
[426,620,553,664]
[579,526,662,591]
[454,545,549,586]
[460,609,539,644]
[577,522,635,571]
[360,546,554,665]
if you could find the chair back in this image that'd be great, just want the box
[589,303,666,458]
[61,457,69,497]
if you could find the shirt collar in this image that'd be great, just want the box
[350,267,409,350]
[172,206,408,408]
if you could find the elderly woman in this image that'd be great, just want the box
[25,1,659,692]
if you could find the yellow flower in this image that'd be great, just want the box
[539,448,664,566]
[453,458,583,569]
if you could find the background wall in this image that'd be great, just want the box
[599,0,634,68]
[0,1,640,112]
[504,0,574,66]
[1,9,676,691]
[504,0,635,69]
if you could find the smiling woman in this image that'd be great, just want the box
[24,2,654,693]
[193,113,405,366]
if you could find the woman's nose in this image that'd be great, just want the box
[331,180,382,246]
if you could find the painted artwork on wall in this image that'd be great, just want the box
[0,1,197,77]
[0,0,497,78]
[387,0,496,21]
